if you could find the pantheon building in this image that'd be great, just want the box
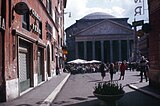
[65,12,134,63]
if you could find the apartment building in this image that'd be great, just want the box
[148,0,160,89]
[0,0,67,102]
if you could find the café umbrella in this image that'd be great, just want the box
[88,60,101,64]
[67,59,88,64]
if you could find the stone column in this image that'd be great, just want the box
[92,41,95,60]
[84,41,87,60]
[110,40,113,62]
[75,42,78,59]
[119,40,121,61]
[101,41,104,62]
[127,40,130,60]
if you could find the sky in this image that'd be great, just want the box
[64,0,149,29]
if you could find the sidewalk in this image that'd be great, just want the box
[129,81,160,100]
[0,71,159,106]
[116,71,160,100]
[0,72,71,106]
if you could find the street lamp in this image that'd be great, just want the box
[64,12,71,18]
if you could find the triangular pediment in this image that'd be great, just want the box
[75,20,133,36]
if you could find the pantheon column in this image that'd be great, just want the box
[75,42,78,59]
[110,40,113,62]
[92,41,95,60]
[119,40,121,61]
[84,41,87,60]
[127,40,130,60]
[101,41,104,62]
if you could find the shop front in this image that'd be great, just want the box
[18,39,33,92]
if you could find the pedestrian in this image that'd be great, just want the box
[109,63,114,81]
[119,61,127,80]
[114,61,119,72]
[56,65,60,75]
[99,63,106,81]
[145,62,150,77]
[139,56,148,82]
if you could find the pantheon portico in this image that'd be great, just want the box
[65,12,134,63]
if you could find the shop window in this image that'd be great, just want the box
[22,12,29,31]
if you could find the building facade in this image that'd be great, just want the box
[148,0,160,89]
[0,0,67,102]
[138,33,149,59]
[65,12,134,63]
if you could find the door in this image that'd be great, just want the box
[19,40,31,92]
[47,45,51,77]
[38,48,43,83]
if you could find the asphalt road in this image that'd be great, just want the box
[52,71,160,106]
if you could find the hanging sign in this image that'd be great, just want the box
[134,0,144,16]
[14,2,29,15]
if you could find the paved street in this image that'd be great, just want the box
[52,71,160,106]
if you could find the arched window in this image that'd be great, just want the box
[22,11,30,31]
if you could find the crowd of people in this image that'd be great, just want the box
[64,56,150,82]
[99,61,127,81]
[64,63,101,74]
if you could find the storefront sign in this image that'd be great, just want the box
[30,8,42,35]
[31,23,41,35]
[30,9,41,21]
[0,15,5,30]
[134,0,144,16]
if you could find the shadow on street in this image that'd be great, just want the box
[52,89,160,106]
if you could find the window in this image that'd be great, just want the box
[61,38,63,47]
[58,35,60,46]
[22,12,29,30]
[46,0,52,15]
[55,10,59,25]
[39,21,42,39]
[52,44,54,61]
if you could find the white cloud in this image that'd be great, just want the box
[110,6,125,17]
[64,0,88,28]
[64,0,148,29]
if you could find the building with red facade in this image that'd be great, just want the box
[148,0,160,89]
[0,0,67,102]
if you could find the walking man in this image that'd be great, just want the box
[119,61,127,80]
[139,56,148,82]
[99,63,106,81]
[109,63,114,81]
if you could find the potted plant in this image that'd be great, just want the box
[93,81,125,106]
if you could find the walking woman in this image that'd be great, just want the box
[99,63,106,81]
[119,61,127,80]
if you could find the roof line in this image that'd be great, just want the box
[73,19,107,36]
[107,19,132,31]
[73,19,133,36]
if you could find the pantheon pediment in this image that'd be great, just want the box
[75,19,133,36]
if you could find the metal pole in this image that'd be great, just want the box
[134,18,138,62]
